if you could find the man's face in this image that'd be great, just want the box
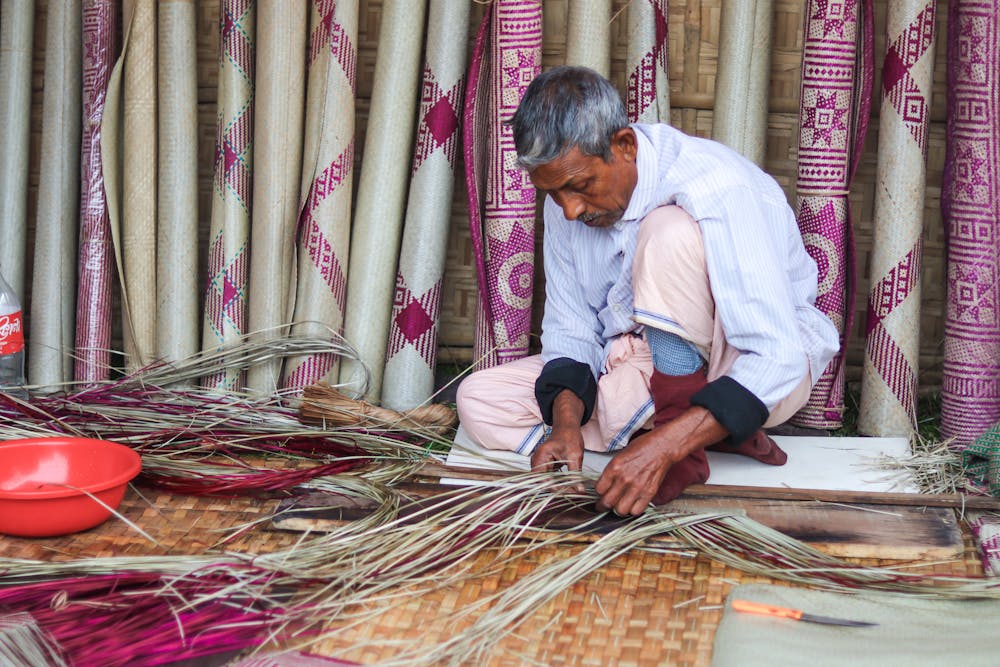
[528,128,638,228]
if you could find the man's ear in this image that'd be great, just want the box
[611,128,637,162]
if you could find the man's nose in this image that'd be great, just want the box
[556,193,586,221]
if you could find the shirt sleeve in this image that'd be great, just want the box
[536,198,606,420]
[688,185,811,416]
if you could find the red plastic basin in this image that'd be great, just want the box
[0,437,142,537]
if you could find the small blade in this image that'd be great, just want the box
[799,612,878,628]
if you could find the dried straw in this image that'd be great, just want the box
[0,0,35,299]
[156,0,201,370]
[300,383,457,437]
[29,0,81,389]
[0,613,67,667]
[339,0,429,401]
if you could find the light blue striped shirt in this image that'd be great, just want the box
[539,123,839,411]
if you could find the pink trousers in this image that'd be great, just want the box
[456,206,811,455]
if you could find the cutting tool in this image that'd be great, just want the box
[731,599,877,628]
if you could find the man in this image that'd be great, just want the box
[456,66,838,516]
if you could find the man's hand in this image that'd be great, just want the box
[594,429,671,515]
[530,426,584,473]
[531,388,587,474]
[595,406,727,516]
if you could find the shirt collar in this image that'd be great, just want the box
[620,125,660,225]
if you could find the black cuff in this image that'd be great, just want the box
[690,376,769,444]
[534,357,598,426]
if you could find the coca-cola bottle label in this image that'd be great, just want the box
[0,310,24,355]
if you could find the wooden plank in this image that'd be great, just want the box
[271,480,965,561]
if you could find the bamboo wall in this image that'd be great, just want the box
[18,0,950,392]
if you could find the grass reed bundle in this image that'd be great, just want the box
[0,612,66,667]
[300,383,457,437]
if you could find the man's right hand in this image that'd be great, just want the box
[530,388,587,473]
[530,426,585,473]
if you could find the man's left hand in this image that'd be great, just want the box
[594,429,672,516]
[595,406,727,516]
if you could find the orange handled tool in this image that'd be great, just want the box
[731,599,877,627]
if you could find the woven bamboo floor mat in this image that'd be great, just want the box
[0,486,984,666]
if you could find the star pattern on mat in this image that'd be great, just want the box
[810,0,857,40]
[951,264,997,326]
[800,90,849,148]
[956,17,988,83]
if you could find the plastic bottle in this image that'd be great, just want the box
[0,271,27,397]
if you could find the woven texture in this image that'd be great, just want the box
[857,0,937,437]
[29,0,81,389]
[201,0,255,392]
[0,0,34,300]
[711,0,772,165]
[74,0,118,384]
[156,0,201,369]
[0,486,981,666]
[964,422,1000,496]
[246,0,307,394]
[466,0,543,371]
[969,512,1000,577]
[120,0,160,372]
[381,0,471,411]
[283,0,360,392]
[566,0,611,77]
[338,0,429,400]
[625,0,669,124]
[790,0,872,430]
[940,0,1000,445]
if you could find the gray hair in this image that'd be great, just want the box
[508,66,629,170]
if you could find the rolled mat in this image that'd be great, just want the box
[565,0,610,78]
[338,0,429,400]
[790,0,873,430]
[201,0,255,392]
[380,0,471,411]
[464,0,542,371]
[712,0,773,166]
[156,0,200,372]
[75,0,118,383]
[940,1,1000,444]
[281,0,360,393]
[120,0,159,372]
[625,0,669,124]
[857,0,937,437]
[29,0,82,389]
[0,0,35,299]
[245,0,307,395]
